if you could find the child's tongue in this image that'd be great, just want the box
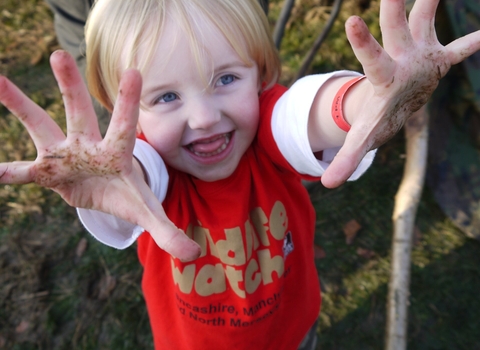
[189,134,227,155]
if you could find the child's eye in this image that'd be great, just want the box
[156,92,178,104]
[216,74,236,86]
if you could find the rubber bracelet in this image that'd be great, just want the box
[331,75,366,132]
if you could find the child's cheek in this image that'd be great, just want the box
[136,124,143,138]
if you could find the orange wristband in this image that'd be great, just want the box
[331,75,366,132]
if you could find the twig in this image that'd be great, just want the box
[273,0,296,49]
[259,0,270,15]
[294,0,344,81]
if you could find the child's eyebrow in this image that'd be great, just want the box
[142,84,170,97]
[215,60,251,72]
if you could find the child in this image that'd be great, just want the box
[1,0,479,348]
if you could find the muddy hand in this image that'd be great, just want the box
[0,50,200,261]
[320,0,480,188]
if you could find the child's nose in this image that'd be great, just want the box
[187,99,221,130]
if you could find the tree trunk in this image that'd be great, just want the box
[385,105,429,350]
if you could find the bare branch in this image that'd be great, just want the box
[386,106,429,350]
[273,0,296,50]
[258,0,269,15]
[294,0,344,81]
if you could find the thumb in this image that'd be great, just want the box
[321,151,361,188]
[320,129,372,188]
[124,162,201,262]
[138,199,201,261]
[148,220,201,262]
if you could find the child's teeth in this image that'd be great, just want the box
[189,133,230,157]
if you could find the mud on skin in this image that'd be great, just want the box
[370,61,445,150]
[34,144,123,190]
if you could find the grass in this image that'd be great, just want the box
[0,1,151,348]
[311,142,480,349]
[1,0,480,349]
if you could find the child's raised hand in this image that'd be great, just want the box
[0,51,200,261]
[320,0,480,188]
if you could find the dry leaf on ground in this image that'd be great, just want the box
[15,320,29,334]
[314,244,327,259]
[75,238,88,259]
[97,275,117,301]
[343,219,362,245]
[356,247,376,259]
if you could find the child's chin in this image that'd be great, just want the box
[189,160,240,182]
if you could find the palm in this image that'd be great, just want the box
[321,0,480,188]
[0,51,200,261]
[0,52,137,209]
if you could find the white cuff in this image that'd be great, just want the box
[272,71,375,179]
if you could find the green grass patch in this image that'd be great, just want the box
[1,0,480,349]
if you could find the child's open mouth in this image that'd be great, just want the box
[186,132,232,157]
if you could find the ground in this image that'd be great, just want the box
[1,0,480,349]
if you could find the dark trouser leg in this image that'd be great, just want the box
[44,0,109,134]
[298,320,318,350]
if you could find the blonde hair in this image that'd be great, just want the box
[85,0,281,112]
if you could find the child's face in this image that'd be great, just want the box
[133,16,260,182]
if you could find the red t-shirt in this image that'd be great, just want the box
[137,85,321,349]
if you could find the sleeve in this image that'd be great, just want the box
[76,139,169,249]
[271,70,376,180]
